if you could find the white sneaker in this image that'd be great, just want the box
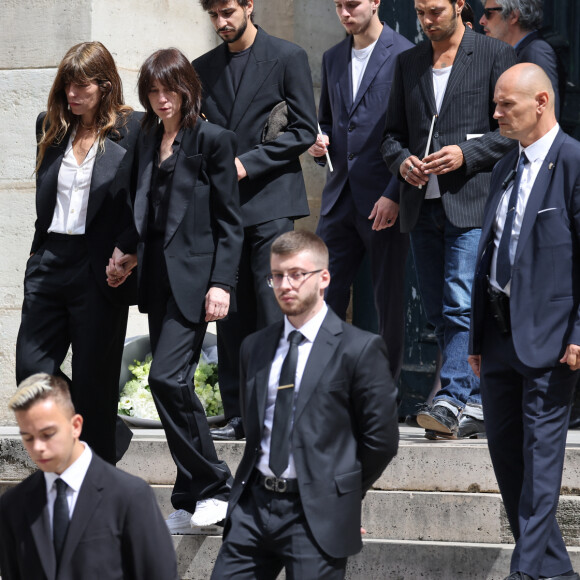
[166,509,194,534]
[190,498,228,527]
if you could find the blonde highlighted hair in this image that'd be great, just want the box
[10,373,75,416]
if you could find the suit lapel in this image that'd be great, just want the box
[293,310,343,426]
[164,125,201,246]
[350,26,393,116]
[229,28,278,132]
[515,129,566,264]
[58,457,104,574]
[36,139,68,232]
[85,137,127,228]
[337,38,354,116]
[26,473,57,580]
[438,27,473,120]
[417,42,437,118]
[133,129,158,238]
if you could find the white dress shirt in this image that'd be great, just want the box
[257,303,328,479]
[44,442,92,530]
[490,123,560,295]
[48,130,98,235]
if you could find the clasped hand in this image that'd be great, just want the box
[399,145,464,187]
[106,247,137,287]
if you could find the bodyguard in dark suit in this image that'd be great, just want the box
[308,0,413,382]
[469,63,580,580]
[479,0,565,119]
[193,0,318,440]
[16,42,141,464]
[0,373,178,580]
[211,231,399,579]
[115,49,243,532]
[381,0,516,439]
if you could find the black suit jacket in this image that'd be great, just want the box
[226,308,399,559]
[192,27,318,227]
[470,129,580,368]
[31,112,142,305]
[133,119,243,324]
[516,30,565,120]
[381,26,517,232]
[0,453,178,580]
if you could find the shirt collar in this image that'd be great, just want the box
[283,302,328,345]
[519,123,560,164]
[44,442,93,494]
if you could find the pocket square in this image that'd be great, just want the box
[538,208,557,214]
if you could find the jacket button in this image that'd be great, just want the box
[348,153,355,160]
[434,132,439,138]
[348,124,355,132]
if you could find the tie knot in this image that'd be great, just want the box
[55,478,68,494]
[518,151,529,168]
[288,330,304,346]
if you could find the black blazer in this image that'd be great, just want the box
[226,308,399,559]
[192,26,318,227]
[470,129,580,368]
[133,118,243,324]
[0,453,178,580]
[381,26,517,232]
[31,112,142,305]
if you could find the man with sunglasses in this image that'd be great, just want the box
[211,230,399,579]
[480,0,564,119]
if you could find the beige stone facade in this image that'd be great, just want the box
[0,0,344,423]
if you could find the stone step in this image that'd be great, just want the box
[172,536,580,580]
[151,486,580,546]
[4,426,580,493]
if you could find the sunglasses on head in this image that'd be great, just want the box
[483,6,503,18]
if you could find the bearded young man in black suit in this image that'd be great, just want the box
[193,0,318,442]
[211,231,399,580]
[0,373,177,580]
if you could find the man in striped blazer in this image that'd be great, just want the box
[381,0,516,439]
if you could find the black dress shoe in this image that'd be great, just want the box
[504,573,533,580]
[458,415,486,438]
[210,417,245,441]
[541,573,580,580]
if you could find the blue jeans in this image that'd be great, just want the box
[411,199,481,415]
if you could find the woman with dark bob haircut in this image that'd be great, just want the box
[109,48,243,532]
[16,41,142,464]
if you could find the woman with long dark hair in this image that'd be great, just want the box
[16,41,141,464]
[111,48,242,532]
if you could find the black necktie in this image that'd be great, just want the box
[53,478,70,564]
[496,152,529,289]
[269,330,304,477]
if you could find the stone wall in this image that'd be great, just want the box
[0,0,343,423]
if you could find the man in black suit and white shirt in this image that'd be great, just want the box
[0,373,177,580]
[381,0,516,440]
[193,0,318,441]
[211,231,399,579]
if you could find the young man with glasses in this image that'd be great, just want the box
[211,230,399,580]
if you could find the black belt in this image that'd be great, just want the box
[487,283,511,335]
[46,233,86,242]
[254,471,299,494]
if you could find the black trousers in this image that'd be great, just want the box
[480,316,578,578]
[316,186,409,381]
[212,478,347,580]
[16,235,127,464]
[144,242,232,511]
[217,218,293,420]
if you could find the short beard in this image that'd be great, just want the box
[219,13,248,44]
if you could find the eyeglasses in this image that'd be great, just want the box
[483,7,503,18]
[266,270,322,288]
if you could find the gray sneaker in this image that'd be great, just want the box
[417,404,459,435]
